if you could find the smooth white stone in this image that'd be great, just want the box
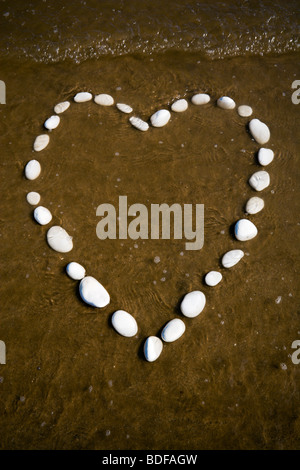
[79,276,110,308]
[237,105,253,117]
[44,115,60,130]
[171,99,188,112]
[66,262,86,280]
[258,148,274,166]
[191,93,210,105]
[116,103,133,114]
[144,336,163,362]
[74,92,92,103]
[129,116,149,132]
[205,271,222,286]
[249,170,270,191]
[217,96,236,109]
[33,206,52,225]
[46,226,73,253]
[111,310,138,337]
[94,93,114,106]
[245,196,265,214]
[54,101,70,114]
[180,291,206,318]
[161,318,186,343]
[25,159,41,180]
[150,109,171,127]
[222,249,244,268]
[249,118,270,144]
[26,191,41,206]
[33,134,50,152]
[234,219,258,241]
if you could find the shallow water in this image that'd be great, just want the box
[0,0,299,451]
[0,0,299,61]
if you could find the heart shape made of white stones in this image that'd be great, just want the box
[24,90,272,363]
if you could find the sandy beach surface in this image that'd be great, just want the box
[0,0,299,450]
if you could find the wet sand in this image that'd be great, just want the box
[0,0,299,450]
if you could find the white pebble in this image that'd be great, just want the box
[74,92,92,103]
[26,191,41,205]
[258,148,274,166]
[111,310,138,337]
[249,118,270,144]
[171,99,188,112]
[180,291,206,318]
[150,109,171,127]
[245,196,264,214]
[79,276,110,308]
[154,256,160,264]
[33,206,52,225]
[33,134,49,152]
[66,262,86,280]
[94,94,114,106]
[161,318,186,342]
[54,101,70,114]
[129,116,149,132]
[234,219,258,241]
[249,170,270,191]
[46,226,73,253]
[237,105,253,117]
[144,336,163,362]
[217,96,236,110]
[191,93,210,105]
[116,103,133,114]
[222,249,244,268]
[44,115,60,130]
[205,271,222,286]
[25,159,41,180]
